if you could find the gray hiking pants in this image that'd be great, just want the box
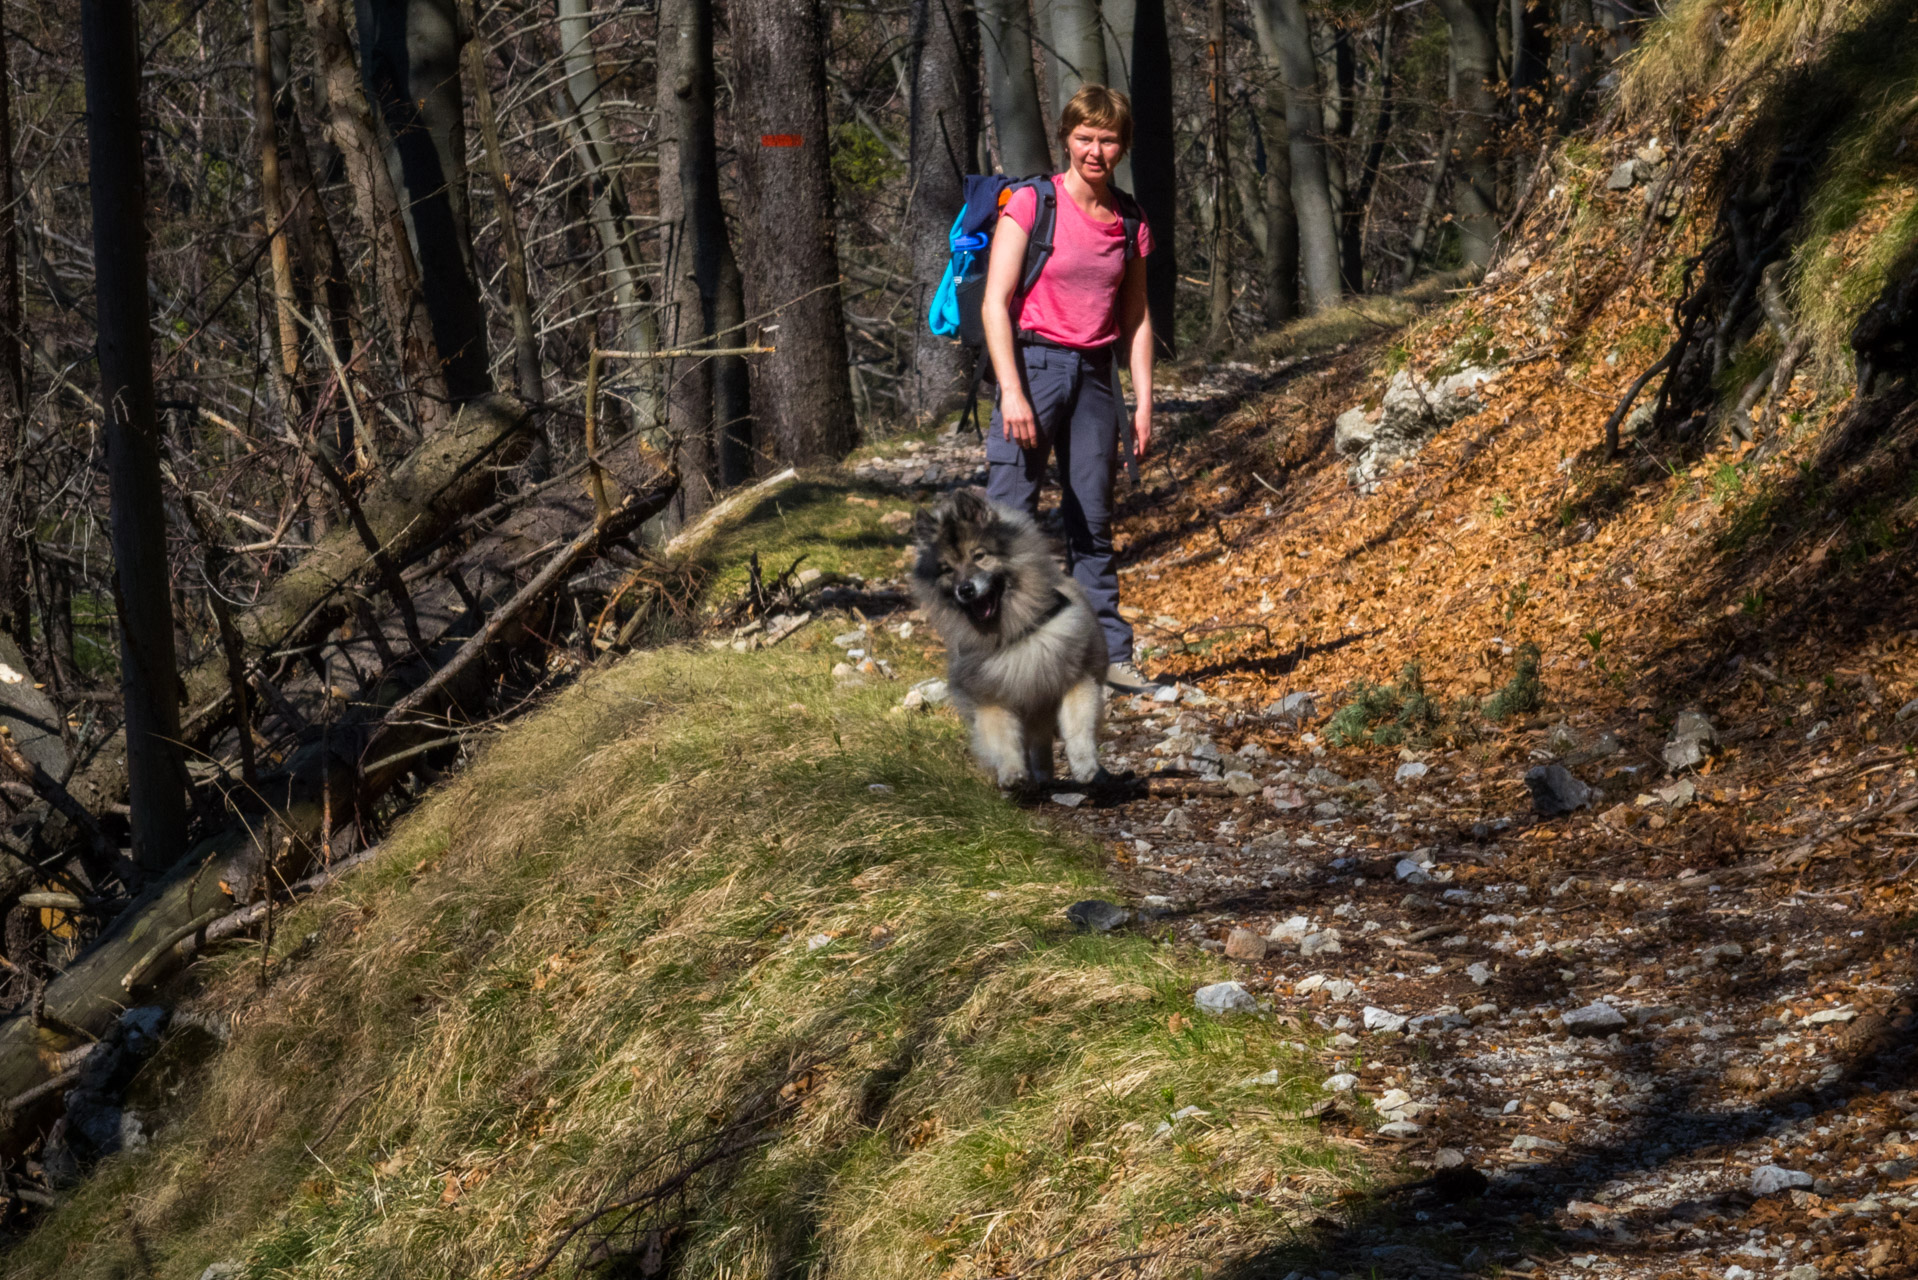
[985,342,1133,664]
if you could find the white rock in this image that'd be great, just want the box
[1562,1002,1627,1036]
[1050,792,1086,807]
[1510,1135,1563,1152]
[1376,1088,1413,1111]
[1152,684,1180,703]
[1194,981,1258,1016]
[1300,930,1342,956]
[1265,915,1311,944]
[807,933,834,950]
[1224,770,1260,796]
[1395,857,1431,884]
[1467,961,1494,986]
[1377,1120,1423,1138]
[1323,1073,1359,1092]
[1802,1006,1856,1025]
[1363,1006,1408,1033]
[1395,761,1429,783]
[1751,1166,1815,1196]
[1322,978,1361,1002]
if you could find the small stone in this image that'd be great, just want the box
[1363,1006,1408,1034]
[1225,928,1267,961]
[1787,1268,1819,1280]
[1264,691,1320,722]
[1264,784,1307,810]
[1265,916,1310,945]
[1662,710,1718,771]
[1605,159,1639,190]
[1510,1135,1563,1152]
[1377,1120,1423,1138]
[1562,1002,1627,1036]
[867,783,894,794]
[1802,1006,1856,1025]
[831,662,860,682]
[199,1267,243,1280]
[1195,981,1258,1016]
[1152,684,1180,703]
[1050,792,1086,807]
[1467,962,1494,986]
[1066,900,1131,932]
[1162,807,1192,832]
[1751,1165,1815,1196]
[1896,698,1918,722]
[1394,761,1428,783]
[1300,930,1342,957]
[910,677,950,706]
[1323,1073,1359,1092]
[1548,1101,1576,1120]
[1395,857,1431,884]
[1525,764,1592,817]
[807,933,833,950]
[1465,1003,1498,1021]
[1224,770,1260,796]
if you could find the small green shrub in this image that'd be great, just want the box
[1483,642,1544,721]
[1326,663,1441,747]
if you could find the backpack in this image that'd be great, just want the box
[927,174,1143,435]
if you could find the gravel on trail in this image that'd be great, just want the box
[847,398,1918,1280]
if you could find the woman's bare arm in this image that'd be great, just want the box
[1117,256,1153,458]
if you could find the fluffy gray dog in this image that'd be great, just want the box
[910,489,1107,788]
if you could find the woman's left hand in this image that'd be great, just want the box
[1132,409,1152,461]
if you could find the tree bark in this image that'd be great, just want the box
[0,11,25,646]
[979,0,1053,176]
[354,0,492,402]
[733,0,856,465]
[1441,0,1500,269]
[909,0,978,425]
[1205,0,1232,350]
[557,0,657,435]
[1343,14,1394,292]
[1253,100,1298,325]
[661,0,752,511]
[252,0,306,410]
[1049,0,1106,111]
[1250,0,1341,310]
[81,0,190,878]
[1102,0,1137,189]
[462,0,542,409]
[1130,0,1178,355]
[303,0,449,431]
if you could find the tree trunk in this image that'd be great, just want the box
[979,0,1052,176]
[1204,0,1232,351]
[1344,14,1394,292]
[303,0,449,432]
[1130,0,1178,355]
[81,0,190,878]
[733,0,856,465]
[1441,0,1500,269]
[354,0,492,402]
[463,0,542,409]
[557,0,657,437]
[1552,0,1597,130]
[1253,100,1298,325]
[1102,0,1137,189]
[1404,119,1456,280]
[1250,0,1341,310]
[252,0,307,413]
[660,0,751,516]
[1049,0,1106,111]
[0,12,25,646]
[909,0,979,426]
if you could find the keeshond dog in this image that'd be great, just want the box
[910,489,1107,789]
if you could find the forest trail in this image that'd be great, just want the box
[853,343,1918,1280]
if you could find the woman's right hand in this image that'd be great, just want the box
[1001,390,1040,448]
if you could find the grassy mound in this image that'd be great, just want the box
[7,489,1353,1280]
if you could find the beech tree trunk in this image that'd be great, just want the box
[1442,0,1500,269]
[661,0,750,511]
[1131,0,1178,355]
[979,0,1052,176]
[463,0,542,408]
[1251,0,1341,310]
[1204,0,1232,350]
[734,0,856,464]
[1254,101,1298,325]
[81,0,190,877]
[1102,0,1136,189]
[1049,0,1106,111]
[909,0,979,424]
[354,0,492,401]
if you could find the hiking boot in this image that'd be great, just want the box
[1105,661,1168,696]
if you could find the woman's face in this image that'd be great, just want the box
[1066,123,1125,184]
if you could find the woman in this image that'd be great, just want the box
[980,84,1160,695]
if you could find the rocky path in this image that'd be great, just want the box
[852,398,1917,1280]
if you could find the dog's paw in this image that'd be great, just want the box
[995,767,1032,791]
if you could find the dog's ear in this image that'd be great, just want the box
[911,506,938,546]
[950,487,990,525]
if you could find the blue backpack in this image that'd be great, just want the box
[928,175,1142,431]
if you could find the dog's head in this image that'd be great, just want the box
[912,489,1020,628]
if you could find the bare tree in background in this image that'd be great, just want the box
[81,0,188,876]
[1049,0,1107,110]
[1442,0,1501,269]
[909,0,979,424]
[735,0,856,464]
[0,8,23,643]
[980,0,1053,176]
[1252,0,1341,310]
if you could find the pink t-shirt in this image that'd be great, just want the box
[1001,175,1154,350]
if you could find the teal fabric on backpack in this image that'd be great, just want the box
[926,210,971,337]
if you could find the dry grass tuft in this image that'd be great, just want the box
[4,488,1355,1279]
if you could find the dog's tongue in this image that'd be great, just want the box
[977,596,997,621]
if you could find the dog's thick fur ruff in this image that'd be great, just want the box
[910,489,1107,788]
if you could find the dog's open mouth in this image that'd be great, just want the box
[962,581,1003,624]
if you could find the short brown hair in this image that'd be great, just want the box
[1058,85,1133,155]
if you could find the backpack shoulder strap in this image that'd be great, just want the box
[1017,175,1058,295]
[1111,185,1145,261]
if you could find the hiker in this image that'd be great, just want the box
[978,84,1161,696]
